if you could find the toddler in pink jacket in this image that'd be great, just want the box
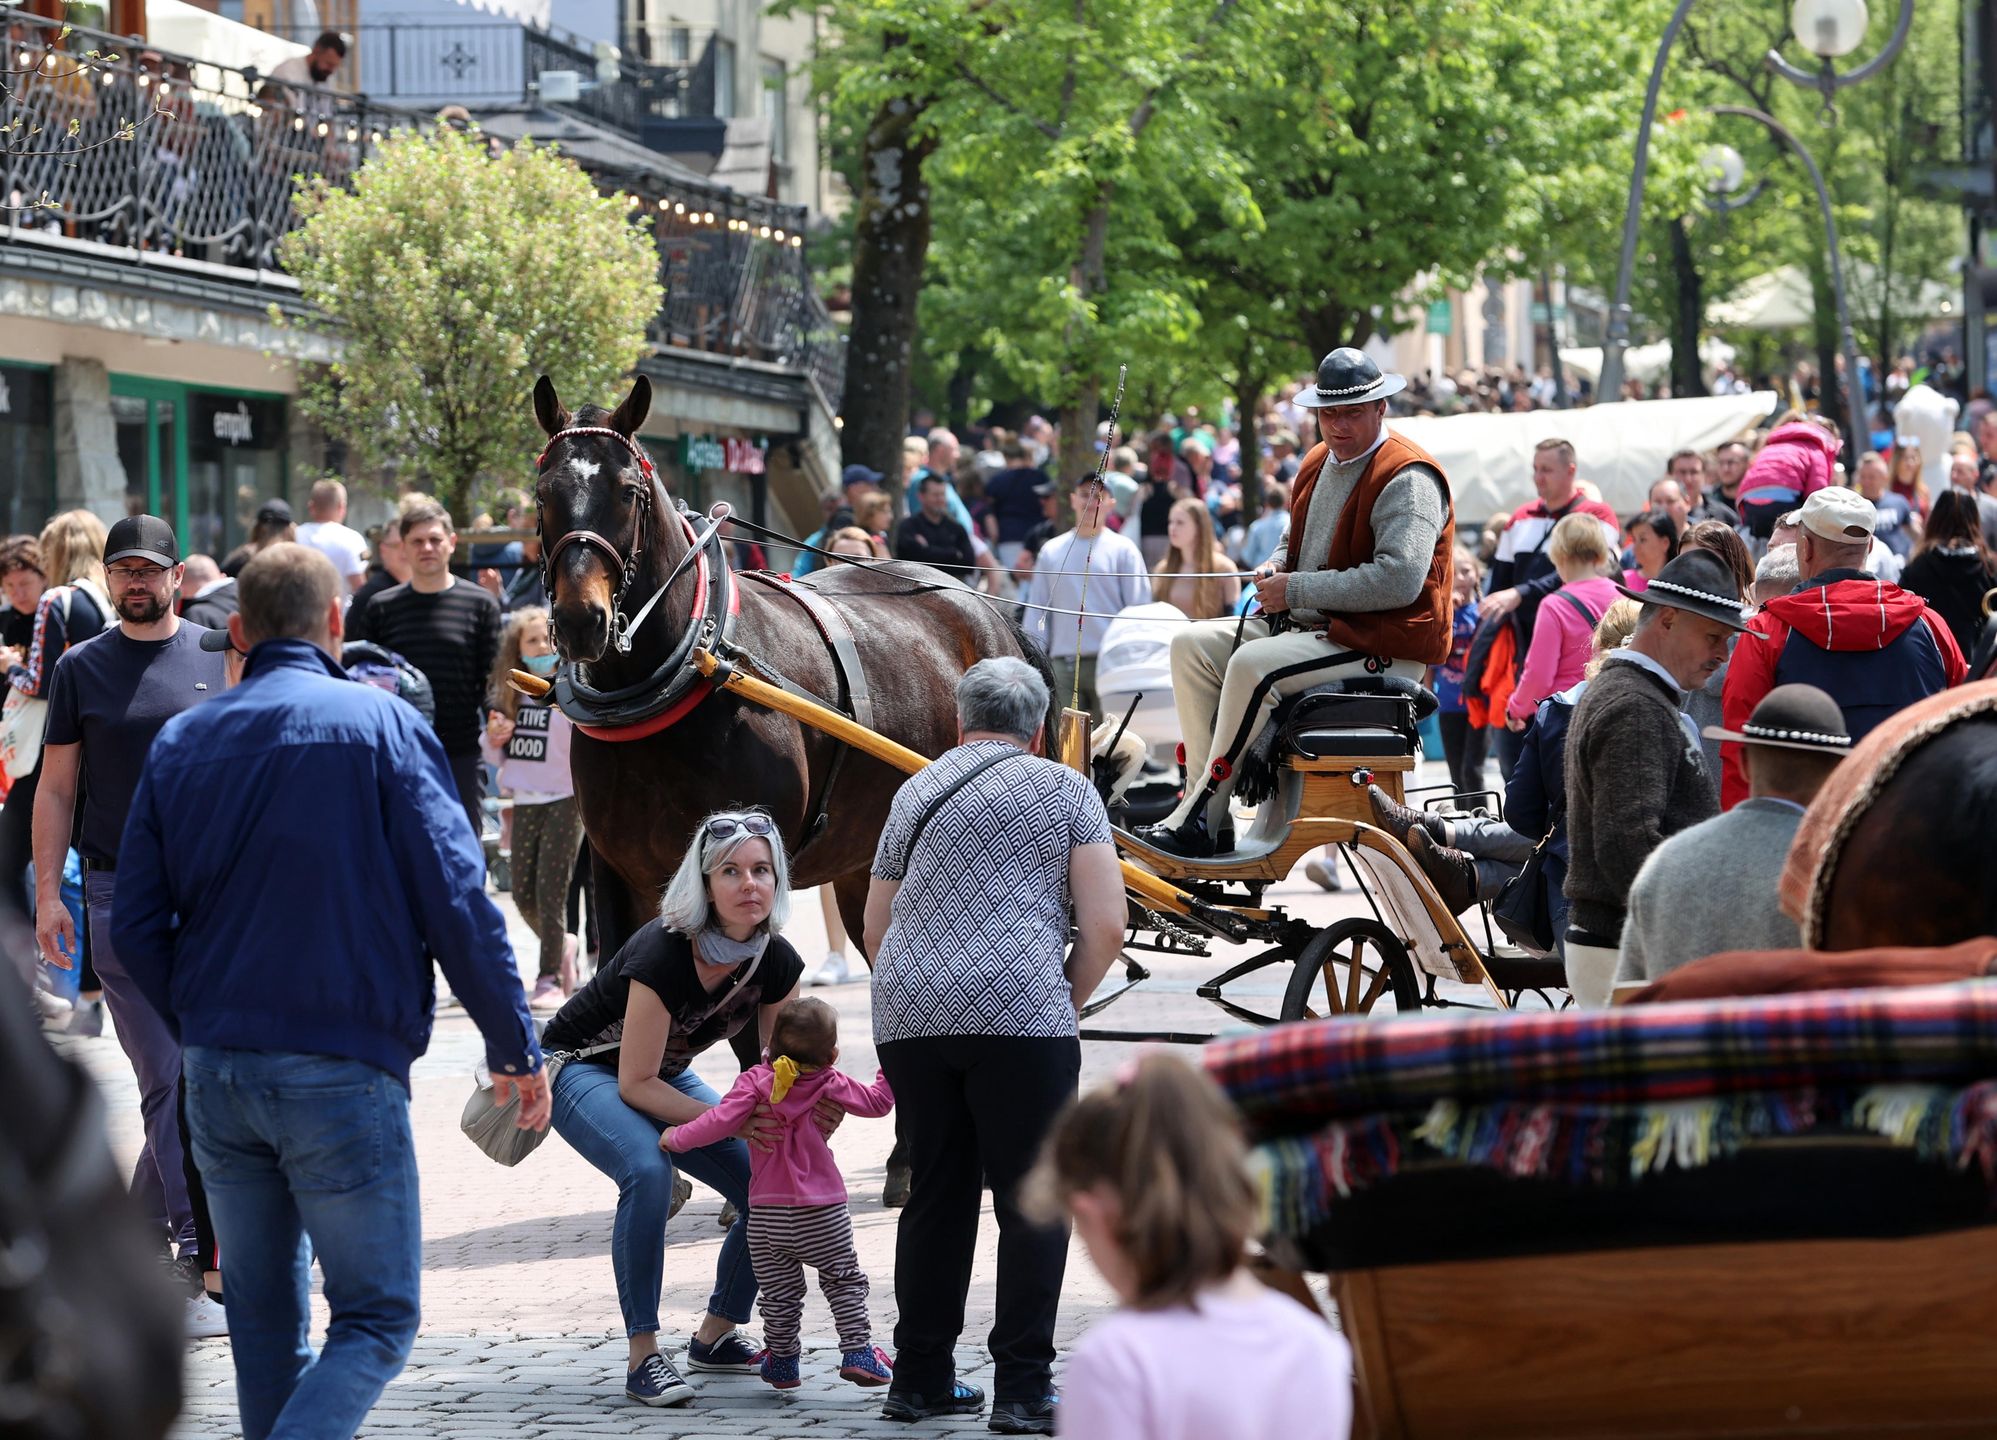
[663,996,895,1390]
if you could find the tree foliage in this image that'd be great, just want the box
[280,126,661,523]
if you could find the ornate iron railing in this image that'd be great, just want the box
[0,11,843,401]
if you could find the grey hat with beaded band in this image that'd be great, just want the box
[1614,548,1751,632]
[1701,682,1853,756]
[1293,347,1408,409]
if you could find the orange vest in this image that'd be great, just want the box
[1284,431,1457,666]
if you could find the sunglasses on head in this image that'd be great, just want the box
[704,813,776,842]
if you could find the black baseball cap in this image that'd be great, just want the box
[197,627,239,653]
[257,497,294,526]
[105,514,179,568]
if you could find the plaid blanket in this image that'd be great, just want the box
[1209,985,1997,1228]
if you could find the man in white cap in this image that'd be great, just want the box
[1137,347,1455,858]
[1719,486,1963,809]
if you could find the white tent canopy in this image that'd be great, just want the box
[1708,263,1958,331]
[1390,391,1778,522]
[146,0,308,83]
[1558,337,1738,386]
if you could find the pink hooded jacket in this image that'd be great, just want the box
[1736,421,1838,518]
[663,1061,894,1207]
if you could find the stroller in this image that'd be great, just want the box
[1094,602,1189,826]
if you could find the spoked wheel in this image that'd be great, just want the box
[1279,918,1420,1021]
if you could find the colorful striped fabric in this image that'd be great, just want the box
[1206,982,1997,1143]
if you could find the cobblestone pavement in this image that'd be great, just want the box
[55,792,1456,1438]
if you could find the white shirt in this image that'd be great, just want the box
[296,520,368,581]
[1022,528,1151,659]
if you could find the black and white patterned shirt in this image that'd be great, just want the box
[870,740,1114,1044]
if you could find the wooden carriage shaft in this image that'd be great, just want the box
[513,659,1203,918]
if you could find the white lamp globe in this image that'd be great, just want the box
[1700,145,1748,195]
[1789,0,1869,58]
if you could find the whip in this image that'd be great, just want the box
[1067,364,1128,714]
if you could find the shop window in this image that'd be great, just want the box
[0,366,56,536]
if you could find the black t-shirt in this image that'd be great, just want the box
[540,919,804,1078]
[355,577,500,755]
[44,622,227,863]
[1,605,34,651]
[891,511,975,568]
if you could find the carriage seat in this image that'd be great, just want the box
[1276,675,1436,761]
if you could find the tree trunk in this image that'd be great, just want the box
[945,350,981,434]
[1300,302,1374,367]
[838,88,938,493]
[1804,250,1847,441]
[1057,189,1115,486]
[1667,216,1707,399]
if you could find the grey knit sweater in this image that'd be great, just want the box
[1563,655,1719,940]
[1615,799,1805,985]
[1284,444,1447,624]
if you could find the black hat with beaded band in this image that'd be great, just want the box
[1614,547,1751,632]
[1701,683,1853,756]
[1292,347,1407,409]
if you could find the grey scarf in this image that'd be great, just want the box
[695,926,770,970]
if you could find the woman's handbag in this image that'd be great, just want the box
[0,587,69,780]
[460,1041,614,1166]
[1492,812,1561,959]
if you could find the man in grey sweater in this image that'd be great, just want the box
[1614,685,1850,993]
[1138,349,1455,858]
[1563,549,1749,1005]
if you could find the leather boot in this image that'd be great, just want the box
[1135,813,1216,859]
[1410,830,1480,916]
[1368,785,1449,846]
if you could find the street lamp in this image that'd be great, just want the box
[1598,0,1914,407]
[1709,105,1866,453]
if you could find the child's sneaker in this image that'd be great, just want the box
[759,1351,801,1390]
[840,1344,893,1387]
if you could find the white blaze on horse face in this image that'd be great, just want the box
[569,457,601,482]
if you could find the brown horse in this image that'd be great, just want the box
[533,372,1054,1010]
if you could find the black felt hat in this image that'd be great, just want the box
[1615,548,1749,632]
[1701,683,1852,755]
[1293,347,1407,409]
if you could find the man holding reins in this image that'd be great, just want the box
[1138,349,1456,859]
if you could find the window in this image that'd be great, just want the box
[761,59,787,164]
[713,37,735,116]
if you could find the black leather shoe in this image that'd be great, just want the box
[884,1380,985,1422]
[1368,785,1447,846]
[1135,816,1215,858]
[1410,830,1479,915]
[990,1395,1058,1434]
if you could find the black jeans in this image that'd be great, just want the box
[1437,712,1489,802]
[879,1033,1080,1404]
[446,752,484,842]
[0,760,38,921]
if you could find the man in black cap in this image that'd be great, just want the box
[1613,684,1851,994]
[1138,347,1457,858]
[1562,548,1749,1006]
[33,513,229,1337]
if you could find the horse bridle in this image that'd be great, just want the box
[536,425,660,653]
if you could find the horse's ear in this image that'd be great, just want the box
[608,375,652,438]
[533,376,569,437]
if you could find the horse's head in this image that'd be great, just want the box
[532,373,658,664]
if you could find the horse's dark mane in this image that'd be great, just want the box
[1010,620,1061,757]
[1908,719,1997,930]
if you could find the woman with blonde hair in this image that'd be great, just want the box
[482,607,579,1006]
[1504,512,1618,730]
[1150,498,1240,620]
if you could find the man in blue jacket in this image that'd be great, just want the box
[112,543,548,1440]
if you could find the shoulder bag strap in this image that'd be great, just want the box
[899,749,1027,873]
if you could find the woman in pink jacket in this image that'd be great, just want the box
[1506,513,1620,731]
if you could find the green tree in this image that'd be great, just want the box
[279,125,661,524]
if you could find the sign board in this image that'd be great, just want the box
[189,391,285,455]
[1425,299,1452,335]
[681,434,769,474]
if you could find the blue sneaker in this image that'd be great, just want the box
[759,1351,801,1390]
[840,1344,894,1387]
[625,1354,694,1407]
[884,1378,985,1421]
[686,1329,764,1374]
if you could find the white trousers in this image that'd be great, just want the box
[1162,615,1425,830]
[1563,938,1619,1010]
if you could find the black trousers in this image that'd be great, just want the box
[879,1033,1079,1404]
[447,752,484,842]
[1437,712,1490,801]
[0,761,38,921]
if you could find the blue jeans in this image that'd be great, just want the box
[552,1060,756,1338]
[183,1047,420,1440]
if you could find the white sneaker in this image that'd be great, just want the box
[33,987,72,1027]
[185,1292,229,1340]
[809,951,851,986]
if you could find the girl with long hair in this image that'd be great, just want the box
[1890,438,1930,517]
[1151,498,1240,620]
[1900,488,1997,659]
[483,608,581,1006]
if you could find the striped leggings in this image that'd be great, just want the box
[745,1203,873,1356]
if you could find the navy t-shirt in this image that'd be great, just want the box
[1871,491,1916,559]
[45,622,228,864]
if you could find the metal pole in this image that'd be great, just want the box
[1712,106,1864,456]
[1600,0,1702,406]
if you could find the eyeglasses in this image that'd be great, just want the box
[704,813,776,843]
[107,564,169,584]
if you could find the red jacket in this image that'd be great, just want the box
[1719,570,1965,807]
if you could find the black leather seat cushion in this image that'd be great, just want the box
[1278,681,1427,759]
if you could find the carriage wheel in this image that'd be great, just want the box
[1279,918,1419,1021]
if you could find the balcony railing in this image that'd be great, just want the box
[0,11,843,405]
